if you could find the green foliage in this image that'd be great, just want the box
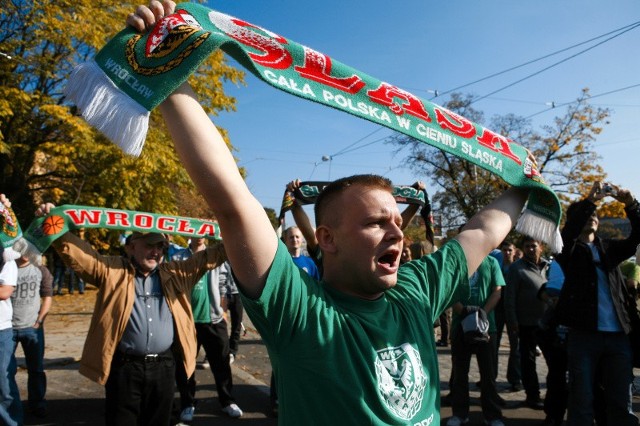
[529,89,609,205]
[402,220,428,246]
[264,207,279,230]
[0,0,245,250]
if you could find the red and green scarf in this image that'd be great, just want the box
[63,3,563,252]
[24,205,221,254]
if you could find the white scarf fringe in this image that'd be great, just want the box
[64,61,149,157]
[2,238,42,265]
[516,209,563,254]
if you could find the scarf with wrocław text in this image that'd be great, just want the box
[23,205,221,254]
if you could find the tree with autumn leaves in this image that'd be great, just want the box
[0,1,244,250]
[391,89,624,240]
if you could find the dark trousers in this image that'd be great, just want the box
[450,331,502,421]
[519,325,541,400]
[438,309,451,344]
[176,320,235,409]
[494,308,521,385]
[227,294,244,355]
[537,327,568,422]
[270,372,278,406]
[105,350,175,426]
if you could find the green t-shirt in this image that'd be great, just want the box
[241,239,468,425]
[191,274,210,323]
[451,255,504,336]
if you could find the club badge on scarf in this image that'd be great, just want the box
[24,206,222,254]
[63,3,563,252]
[0,203,21,250]
[0,203,40,263]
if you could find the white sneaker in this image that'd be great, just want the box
[222,403,243,418]
[198,357,210,369]
[180,406,195,422]
[229,353,235,365]
[446,416,469,426]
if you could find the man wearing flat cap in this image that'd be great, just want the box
[35,203,225,426]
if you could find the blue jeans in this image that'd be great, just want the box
[13,327,46,411]
[52,266,65,294]
[68,270,85,294]
[566,329,638,426]
[0,328,23,426]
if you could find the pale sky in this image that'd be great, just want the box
[206,0,640,225]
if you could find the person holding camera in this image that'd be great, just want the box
[35,203,226,426]
[555,181,640,426]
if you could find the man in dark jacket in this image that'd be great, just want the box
[504,237,549,410]
[555,181,640,426]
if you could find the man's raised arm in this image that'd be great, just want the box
[160,81,277,299]
[129,1,277,298]
[455,187,529,276]
[286,179,319,254]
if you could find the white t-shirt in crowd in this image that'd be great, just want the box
[0,260,18,330]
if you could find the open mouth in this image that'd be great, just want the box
[378,250,400,270]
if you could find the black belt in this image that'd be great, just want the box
[115,349,173,363]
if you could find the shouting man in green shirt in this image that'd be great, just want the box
[128,2,532,424]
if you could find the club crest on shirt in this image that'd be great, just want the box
[375,343,427,420]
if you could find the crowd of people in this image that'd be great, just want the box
[2,177,638,426]
[1,1,640,425]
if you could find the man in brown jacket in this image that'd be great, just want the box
[35,203,225,426]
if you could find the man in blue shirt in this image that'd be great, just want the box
[283,226,320,279]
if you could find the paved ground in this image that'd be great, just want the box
[13,286,640,425]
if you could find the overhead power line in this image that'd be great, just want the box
[525,82,640,119]
[467,22,640,106]
[435,20,640,98]
[330,127,384,157]
[310,126,388,175]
